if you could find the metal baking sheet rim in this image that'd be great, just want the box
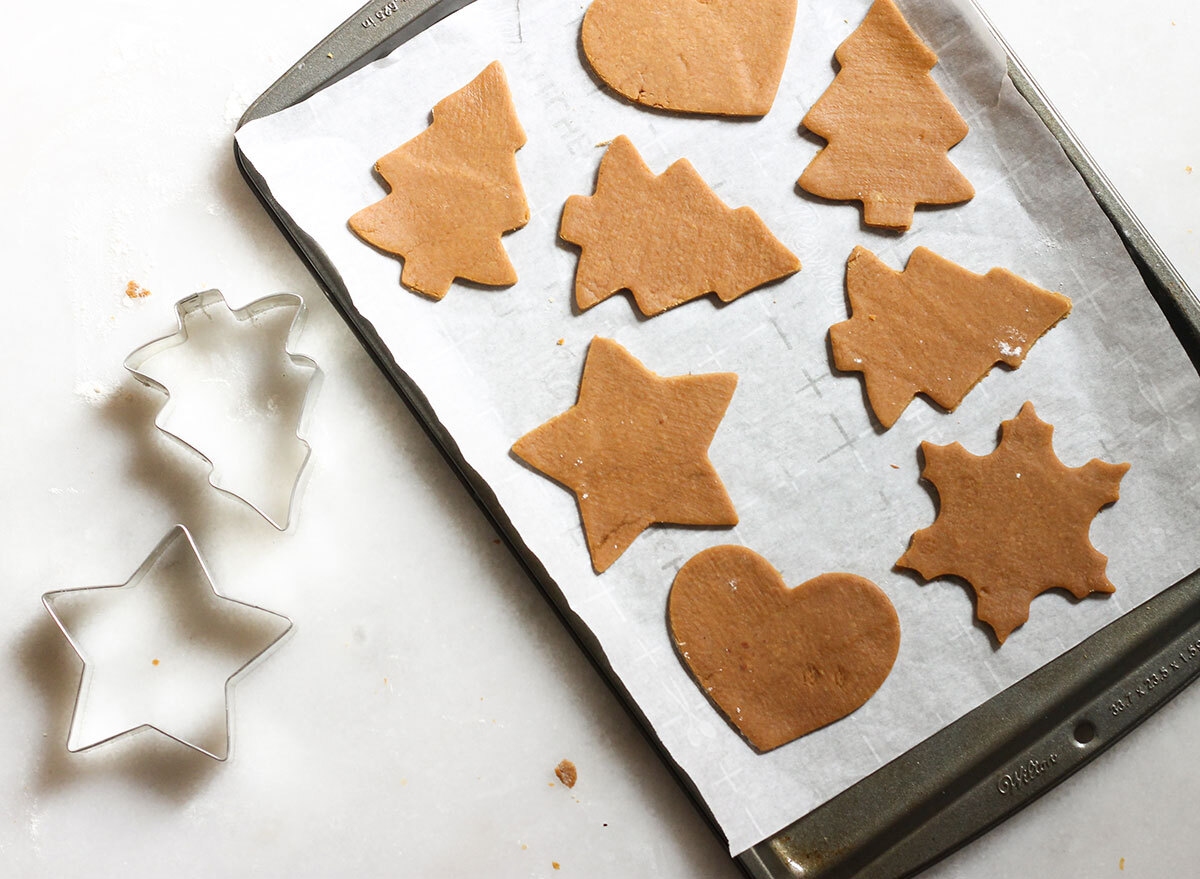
[232,2,1200,877]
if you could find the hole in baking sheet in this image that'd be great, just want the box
[142,300,313,527]
[45,529,289,758]
[1072,719,1096,745]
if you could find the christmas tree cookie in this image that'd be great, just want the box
[561,136,800,317]
[799,0,973,229]
[831,246,1071,428]
[348,62,529,299]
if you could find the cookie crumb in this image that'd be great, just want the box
[556,338,565,346]
[151,659,159,666]
[552,863,560,871]
[1187,166,1193,174]
[554,759,577,789]
[125,280,152,299]
[890,464,900,470]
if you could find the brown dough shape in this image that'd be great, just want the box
[512,337,738,573]
[347,61,529,299]
[669,545,900,752]
[560,136,801,316]
[831,246,1072,428]
[897,402,1130,643]
[798,0,973,229]
[554,760,577,789]
[581,0,798,116]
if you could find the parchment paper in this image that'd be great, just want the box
[236,0,1200,854]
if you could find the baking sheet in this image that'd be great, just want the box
[235,0,1200,854]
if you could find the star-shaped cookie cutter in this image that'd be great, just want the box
[41,525,294,761]
[124,289,322,530]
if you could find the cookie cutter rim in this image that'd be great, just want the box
[123,289,323,531]
[40,524,294,762]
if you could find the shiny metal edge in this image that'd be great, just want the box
[41,525,294,761]
[123,289,322,531]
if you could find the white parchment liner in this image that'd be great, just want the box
[237,0,1200,853]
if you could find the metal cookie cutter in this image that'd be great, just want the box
[124,289,322,530]
[41,525,293,761]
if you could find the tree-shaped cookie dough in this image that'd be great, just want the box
[798,0,973,230]
[561,136,800,316]
[348,61,529,299]
[897,402,1129,643]
[831,246,1072,428]
[512,337,738,572]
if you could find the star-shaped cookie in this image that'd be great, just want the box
[897,402,1129,643]
[512,338,738,572]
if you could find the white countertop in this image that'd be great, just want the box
[1,2,1195,876]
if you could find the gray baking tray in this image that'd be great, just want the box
[234,2,1200,876]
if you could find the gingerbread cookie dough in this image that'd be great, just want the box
[348,61,529,299]
[581,0,798,116]
[831,246,1072,428]
[669,546,900,752]
[897,402,1129,643]
[512,337,738,573]
[798,0,973,229]
[554,760,577,789]
[560,136,800,317]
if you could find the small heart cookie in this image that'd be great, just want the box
[581,0,798,116]
[669,546,900,752]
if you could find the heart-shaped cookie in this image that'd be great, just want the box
[581,0,798,116]
[669,546,900,752]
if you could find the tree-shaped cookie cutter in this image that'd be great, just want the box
[41,525,294,761]
[124,289,322,530]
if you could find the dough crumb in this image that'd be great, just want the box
[125,280,152,299]
[552,863,560,871]
[554,759,578,788]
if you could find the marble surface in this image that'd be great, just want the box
[0,1,1195,877]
